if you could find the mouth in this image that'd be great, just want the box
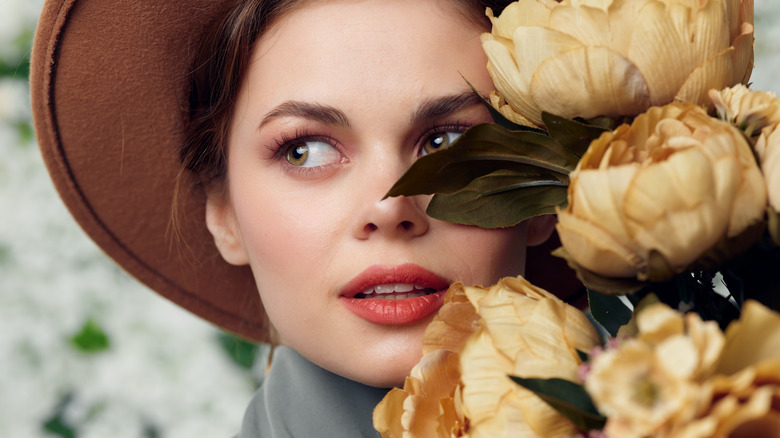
[354,283,439,300]
[340,264,450,325]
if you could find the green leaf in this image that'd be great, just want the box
[0,58,29,79]
[588,290,633,337]
[385,123,578,199]
[542,112,609,158]
[70,319,110,354]
[510,377,606,432]
[425,169,568,227]
[15,121,35,144]
[217,332,259,370]
[42,392,78,438]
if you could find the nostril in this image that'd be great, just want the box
[399,220,413,231]
[364,223,378,233]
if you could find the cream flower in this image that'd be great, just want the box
[374,284,480,438]
[667,301,780,437]
[556,103,767,281]
[458,277,601,437]
[586,303,725,437]
[711,84,780,215]
[422,283,482,355]
[586,339,707,438]
[481,0,754,127]
[374,350,464,438]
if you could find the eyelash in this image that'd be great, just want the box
[419,121,467,144]
[267,121,470,172]
[268,128,340,173]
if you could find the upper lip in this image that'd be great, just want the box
[340,263,451,298]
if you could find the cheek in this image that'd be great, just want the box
[227,185,346,318]
[438,223,529,283]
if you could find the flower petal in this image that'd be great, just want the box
[717,301,780,375]
[557,209,645,277]
[530,46,650,119]
[482,35,543,125]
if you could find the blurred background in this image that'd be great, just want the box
[1,1,779,437]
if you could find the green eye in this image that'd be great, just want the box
[420,132,462,156]
[284,140,341,167]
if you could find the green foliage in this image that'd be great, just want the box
[15,121,35,144]
[587,290,633,338]
[69,319,111,354]
[510,376,606,432]
[143,422,162,438]
[217,332,259,370]
[42,393,78,438]
[0,243,10,264]
[425,169,568,227]
[0,58,29,80]
[541,112,609,158]
[385,123,579,228]
[385,99,610,228]
[0,28,33,79]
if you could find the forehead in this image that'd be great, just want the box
[239,0,490,112]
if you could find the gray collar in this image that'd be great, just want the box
[238,346,389,438]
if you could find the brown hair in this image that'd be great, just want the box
[178,0,514,191]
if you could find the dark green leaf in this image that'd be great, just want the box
[143,422,162,438]
[0,58,29,79]
[588,289,633,337]
[42,393,78,438]
[15,121,35,144]
[70,319,110,354]
[542,112,609,158]
[218,332,259,370]
[463,76,547,134]
[425,169,568,227]
[385,123,578,199]
[510,377,606,432]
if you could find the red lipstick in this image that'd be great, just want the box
[340,264,450,325]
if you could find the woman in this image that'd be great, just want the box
[31,0,560,435]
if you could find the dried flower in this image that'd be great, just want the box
[481,0,754,127]
[586,303,724,437]
[458,277,601,437]
[374,349,464,438]
[666,301,780,437]
[557,103,766,281]
[711,84,780,217]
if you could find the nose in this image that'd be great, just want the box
[352,193,430,240]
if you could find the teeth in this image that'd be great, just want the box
[359,283,429,296]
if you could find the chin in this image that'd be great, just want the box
[334,345,424,388]
[351,361,417,388]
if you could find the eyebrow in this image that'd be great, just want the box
[259,101,350,129]
[411,92,485,124]
[258,91,485,130]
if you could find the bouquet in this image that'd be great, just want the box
[374,0,780,436]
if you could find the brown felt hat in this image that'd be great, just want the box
[31,0,583,344]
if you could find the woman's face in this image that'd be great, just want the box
[207,0,547,387]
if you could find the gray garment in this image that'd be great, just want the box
[238,346,389,438]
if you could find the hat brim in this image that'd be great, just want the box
[31,0,269,342]
[30,0,582,344]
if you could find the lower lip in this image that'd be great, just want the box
[340,291,446,325]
